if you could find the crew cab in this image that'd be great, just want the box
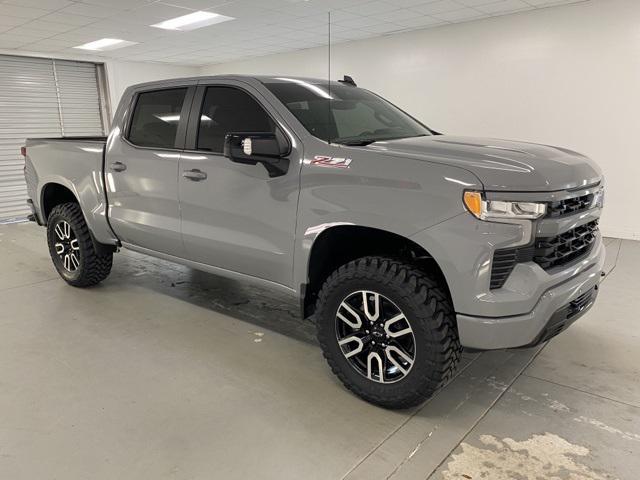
[23,75,605,408]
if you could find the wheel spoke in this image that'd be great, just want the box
[337,301,362,329]
[385,346,414,375]
[366,351,384,383]
[362,291,380,322]
[384,313,412,338]
[54,224,65,240]
[53,221,80,272]
[338,335,364,358]
[70,253,80,270]
[335,290,415,384]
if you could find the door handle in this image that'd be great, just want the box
[110,161,127,172]
[182,169,207,181]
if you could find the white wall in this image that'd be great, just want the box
[105,60,198,115]
[200,0,640,240]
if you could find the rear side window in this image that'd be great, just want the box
[197,86,275,152]
[128,88,187,148]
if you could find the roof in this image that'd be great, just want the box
[126,74,345,91]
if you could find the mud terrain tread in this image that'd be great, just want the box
[47,202,113,287]
[315,256,462,409]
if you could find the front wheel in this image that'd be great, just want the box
[315,257,461,409]
[46,202,113,287]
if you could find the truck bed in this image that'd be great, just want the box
[27,136,107,142]
[24,136,116,245]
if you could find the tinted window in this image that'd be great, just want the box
[264,80,431,145]
[128,88,187,148]
[197,87,275,152]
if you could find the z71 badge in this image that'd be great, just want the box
[309,155,353,169]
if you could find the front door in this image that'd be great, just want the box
[107,85,194,256]
[178,83,300,287]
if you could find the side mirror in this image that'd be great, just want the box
[223,131,290,177]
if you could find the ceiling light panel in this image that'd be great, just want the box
[73,38,138,51]
[151,11,234,31]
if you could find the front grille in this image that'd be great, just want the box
[533,220,598,270]
[546,193,594,218]
[490,220,599,289]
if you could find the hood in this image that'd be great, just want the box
[367,135,602,192]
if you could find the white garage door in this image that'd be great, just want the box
[0,55,106,222]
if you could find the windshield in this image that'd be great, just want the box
[263,79,432,145]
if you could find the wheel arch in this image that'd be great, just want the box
[301,225,453,319]
[40,182,79,223]
[41,182,116,255]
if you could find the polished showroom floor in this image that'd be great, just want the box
[0,222,637,479]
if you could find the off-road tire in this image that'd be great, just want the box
[315,256,462,409]
[46,202,113,287]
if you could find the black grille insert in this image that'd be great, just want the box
[490,246,534,289]
[566,288,595,319]
[534,220,598,270]
[490,220,598,289]
[546,193,594,218]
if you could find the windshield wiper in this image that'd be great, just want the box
[339,139,377,146]
[339,134,429,146]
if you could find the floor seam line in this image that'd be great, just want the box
[421,346,547,480]
[602,238,623,282]
[0,277,58,292]
[521,372,640,409]
[339,353,481,480]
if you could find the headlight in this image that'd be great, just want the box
[463,191,546,220]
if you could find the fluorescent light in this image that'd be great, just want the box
[73,38,137,51]
[151,11,234,31]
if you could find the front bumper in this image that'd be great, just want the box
[456,240,603,349]
[411,187,605,350]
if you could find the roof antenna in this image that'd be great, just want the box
[338,75,357,87]
[327,10,331,145]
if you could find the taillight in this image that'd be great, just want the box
[20,146,26,157]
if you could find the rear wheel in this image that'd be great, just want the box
[46,202,113,287]
[315,256,461,409]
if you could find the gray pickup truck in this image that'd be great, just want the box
[23,75,605,408]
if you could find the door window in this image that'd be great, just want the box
[197,87,275,152]
[128,88,187,148]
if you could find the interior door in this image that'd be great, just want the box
[106,85,194,255]
[178,83,300,287]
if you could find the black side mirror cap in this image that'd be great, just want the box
[223,131,290,177]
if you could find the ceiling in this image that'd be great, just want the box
[0,0,586,66]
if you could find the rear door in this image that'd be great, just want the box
[178,81,301,287]
[106,84,195,255]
